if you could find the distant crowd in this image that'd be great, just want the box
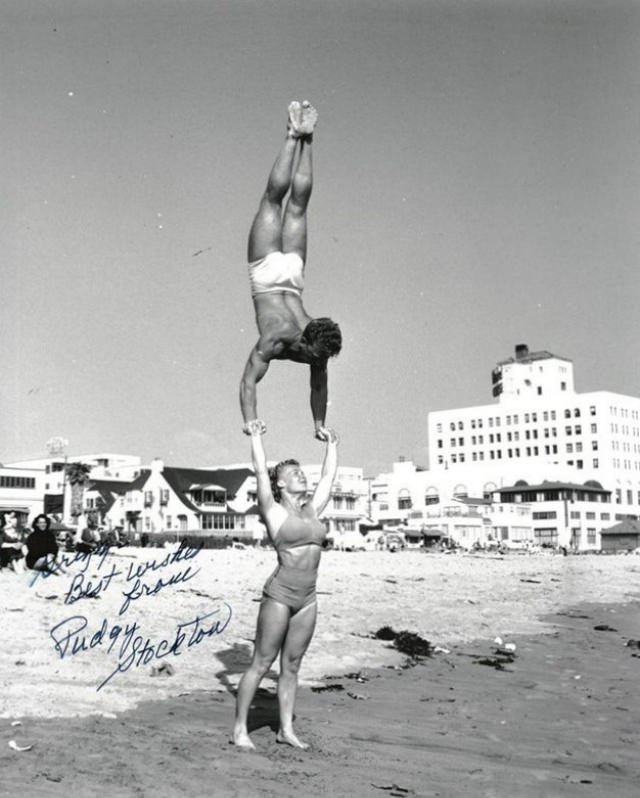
[0,511,130,575]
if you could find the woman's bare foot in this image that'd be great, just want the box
[232,726,256,750]
[276,729,310,749]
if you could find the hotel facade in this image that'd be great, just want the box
[369,345,640,550]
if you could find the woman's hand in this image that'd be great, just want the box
[315,426,338,444]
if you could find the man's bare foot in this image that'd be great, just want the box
[298,101,318,135]
[287,100,303,137]
[232,727,256,750]
[276,729,310,749]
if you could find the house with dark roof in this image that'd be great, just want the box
[83,459,261,543]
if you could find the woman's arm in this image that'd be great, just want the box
[310,428,339,515]
[248,422,275,516]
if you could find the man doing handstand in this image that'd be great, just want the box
[240,101,342,441]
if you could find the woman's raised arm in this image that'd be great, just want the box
[248,422,274,515]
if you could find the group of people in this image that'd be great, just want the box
[233,102,341,750]
[0,512,62,574]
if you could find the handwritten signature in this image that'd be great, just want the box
[49,601,233,691]
[34,542,203,616]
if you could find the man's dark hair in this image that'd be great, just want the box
[269,459,300,502]
[302,317,342,359]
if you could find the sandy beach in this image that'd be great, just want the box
[1,548,639,796]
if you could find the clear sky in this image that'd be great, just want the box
[2,0,639,476]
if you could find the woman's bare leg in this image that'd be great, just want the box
[233,599,290,749]
[276,600,317,749]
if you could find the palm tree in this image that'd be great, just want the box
[65,462,92,520]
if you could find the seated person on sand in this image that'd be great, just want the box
[0,512,26,574]
[76,515,101,554]
[233,421,339,750]
[240,101,342,441]
[25,514,64,574]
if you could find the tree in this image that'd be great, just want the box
[65,462,92,520]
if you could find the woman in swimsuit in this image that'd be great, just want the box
[233,420,339,750]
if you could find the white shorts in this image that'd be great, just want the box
[248,251,305,298]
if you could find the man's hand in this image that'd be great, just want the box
[243,419,267,436]
[315,426,338,444]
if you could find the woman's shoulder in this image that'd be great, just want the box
[264,501,288,527]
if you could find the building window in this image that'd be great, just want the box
[591,424,597,434]
[398,490,412,510]
[565,409,571,419]
[590,406,596,416]
[592,459,599,468]
[0,476,36,489]
[561,382,567,391]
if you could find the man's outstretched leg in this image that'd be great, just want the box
[247,102,307,263]
[282,136,313,261]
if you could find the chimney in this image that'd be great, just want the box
[151,457,164,473]
[515,344,529,360]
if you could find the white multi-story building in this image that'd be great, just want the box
[369,345,640,550]
[6,452,143,522]
[0,464,45,524]
[428,344,640,512]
